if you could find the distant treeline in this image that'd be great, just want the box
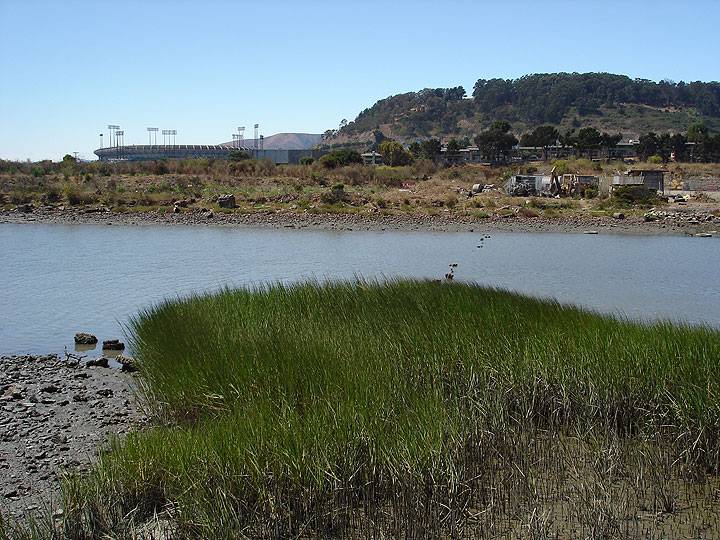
[330,72,720,141]
[473,73,720,123]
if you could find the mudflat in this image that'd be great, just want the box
[0,354,145,518]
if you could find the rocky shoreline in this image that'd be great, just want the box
[2,206,719,236]
[0,353,145,518]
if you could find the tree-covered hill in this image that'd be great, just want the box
[324,73,720,146]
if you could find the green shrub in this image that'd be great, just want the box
[63,184,96,205]
[318,149,362,169]
[612,185,662,207]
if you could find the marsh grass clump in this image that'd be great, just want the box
[34,281,720,538]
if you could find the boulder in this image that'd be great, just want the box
[102,339,125,351]
[74,333,98,345]
[217,194,236,209]
[86,357,109,368]
[116,355,138,373]
[612,212,625,220]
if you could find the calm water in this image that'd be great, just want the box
[1,223,719,355]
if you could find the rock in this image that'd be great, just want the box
[4,384,25,400]
[74,333,98,345]
[612,212,625,220]
[4,489,18,498]
[16,203,34,213]
[96,389,114,398]
[583,230,599,234]
[101,340,125,351]
[40,384,60,394]
[86,357,109,368]
[172,205,181,214]
[51,434,68,444]
[217,194,236,209]
[116,355,138,373]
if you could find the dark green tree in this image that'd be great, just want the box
[687,122,709,142]
[670,133,688,161]
[408,142,422,159]
[636,132,660,161]
[446,138,462,155]
[474,122,518,163]
[420,139,442,161]
[520,125,558,160]
[575,127,602,157]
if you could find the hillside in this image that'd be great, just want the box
[325,73,720,147]
[219,132,322,150]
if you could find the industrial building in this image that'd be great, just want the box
[611,169,666,193]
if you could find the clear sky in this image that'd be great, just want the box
[1,0,718,161]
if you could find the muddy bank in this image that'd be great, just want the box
[0,354,145,518]
[2,206,718,236]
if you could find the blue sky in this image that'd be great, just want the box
[1,0,718,161]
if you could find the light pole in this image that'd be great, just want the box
[238,126,245,148]
[107,125,119,147]
[99,133,103,148]
[115,130,124,158]
[254,124,259,158]
[147,127,158,145]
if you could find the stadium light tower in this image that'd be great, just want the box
[170,130,177,145]
[115,130,124,159]
[107,125,119,147]
[232,133,240,148]
[147,127,159,145]
[238,126,245,148]
[162,129,169,145]
[99,133,103,148]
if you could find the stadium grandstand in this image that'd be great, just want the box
[94,144,326,164]
[94,133,325,164]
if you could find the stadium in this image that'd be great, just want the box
[94,133,325,164]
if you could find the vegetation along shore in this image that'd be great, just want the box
[3,281,719,538]
[2,157,720,237]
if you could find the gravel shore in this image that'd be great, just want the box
[0,354,145,518]
[2,206,718,236]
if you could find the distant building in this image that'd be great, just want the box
[611,169,666,193]
[361,151,383,165]
[607,141,638,160]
